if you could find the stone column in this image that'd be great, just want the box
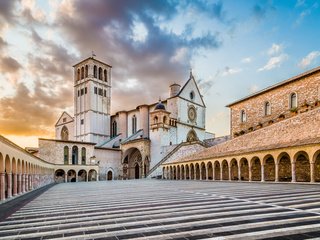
[142,164,145,178]
[7,173,12,199]
[189,169,191,180]
[238,166,241,181]
[261,164,265,182]
[248,166,252,182]
[86,173,88,182]
[275,163,279,182]
[199,167,202,180]
[97,174,99,181]
[228,166,231,181]
[220,168,223,181]
[13,173,17,196]
[194,169,197,180]
[213,167,215,181]
[206,167,209,180]
[21,174,25,193]
[0,173,5,201]
[311,162,315,183]
[17,174,21,194]
[291,162,296,183]
[65,173,68,183]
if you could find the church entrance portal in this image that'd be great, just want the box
[122,147,143,180]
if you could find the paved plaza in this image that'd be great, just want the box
[1,181,320,239]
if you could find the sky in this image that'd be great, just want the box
[0,0,320,148]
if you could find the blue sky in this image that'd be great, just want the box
[0,0,319,147]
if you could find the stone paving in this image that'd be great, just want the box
[1,180,320,239]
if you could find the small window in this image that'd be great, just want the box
[104,69,107,82]
[104,89,107,97]
[190,91,194,100]
[80,89,84,96]
[85,87,87,94]
[81,119,84,125]
[290,93,297,109]
[63,118,67,123]
[99,67,103,80]
[98,88,103,96]
[85,65,88,77]
[77,69,80,81]
[264,102,271,116]
[132,115,137,134]
[81,67,84,79]
[93,65,97,78]
[78,90,80,97]
[94,87,97,94]
[240,110,246,123]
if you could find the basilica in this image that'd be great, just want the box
[37,56,214,182]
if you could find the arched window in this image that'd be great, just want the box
[112,121,117,137]
[104,69,107,82]
[72,146,78,165]
[240,110,246,123]
[85,65,88,77]
[187,129,198,142]
[99,67,102,80]
[93,65,97,78]
[77,69,80,81]
[132,115,137,134]
[163,116,167,124]
[290,93,297,109]
[64,146,69,165]
[154,116,158,124]
[264,101,271,116]
[81,67,84,79]
[61,126,69,141]
[81,147,86,165]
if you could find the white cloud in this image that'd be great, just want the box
[258,54,288,71]
[298,51,320,68]
[249,85,259,93]
[222,66,242,76]
[268,43,282,56]
[131,21,148,42]
[170,47,189,64]
[241,57,252,63]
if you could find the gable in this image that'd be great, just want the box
[55,112,74,126]
[177,75,205,107]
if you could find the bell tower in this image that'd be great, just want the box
[73,56,112,144]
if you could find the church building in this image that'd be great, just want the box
[37,56,214,181]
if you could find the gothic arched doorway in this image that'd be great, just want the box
[122,148,143,179]
[107,170,113,181]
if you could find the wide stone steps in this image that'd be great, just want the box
[0,180,320,239]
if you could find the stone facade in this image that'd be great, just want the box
[228,68,320,138]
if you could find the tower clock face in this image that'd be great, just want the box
[188,106,197,122]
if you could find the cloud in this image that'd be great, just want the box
[295,0,306,7]
[222,66,242,76]
[0,0,226,137]
[0,57,22,73]
[268,43,282,56]
[53,0,222,111]
[298,51,320,68]
[249,85,259,93]
[258,54,288,71]
[241,57,252,63]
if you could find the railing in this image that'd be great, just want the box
[146,140,207,177]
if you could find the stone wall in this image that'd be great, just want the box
[229,69,320,137]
